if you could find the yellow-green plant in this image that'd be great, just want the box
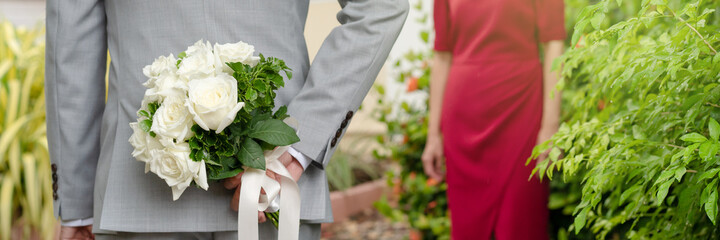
[0,20,55,240]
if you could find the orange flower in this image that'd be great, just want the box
[426,178,439,187]
[409,172,417,180]
[409,230,423,240]
[598,99,606,110]
[428,201,437,209]
[407,77,419,92]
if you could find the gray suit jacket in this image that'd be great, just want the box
[45,0,407,232]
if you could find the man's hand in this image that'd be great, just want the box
[223,151,304,222]
[60,225,94,240]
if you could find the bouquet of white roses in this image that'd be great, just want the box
[128,40,301,236]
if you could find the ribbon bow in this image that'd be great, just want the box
[238,145,301,240]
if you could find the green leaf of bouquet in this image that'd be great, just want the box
[681,133,708,143]
[238,138,265,170]
[148,102,160,115]
[208,168,244,180]
[220,155,241,169]
[710,118,720,141]
[205,133,218,146]
[269,74,284,88]
[191,125,205,139]
[285,69,292,80]
[273,106,289,120]
[217,141,236,157]
[245,88,258,101]
[253,79,268,92]
[237,79,249,92]
[205,159,222,167]
[189,138,202,150]
[140,119,152,133]
[227,62,249,73]
[248,119,300,146]
[248,110,273,127]
[138,110,150,119]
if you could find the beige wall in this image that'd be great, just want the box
[305,1,386,153]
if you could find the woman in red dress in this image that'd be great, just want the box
[421,0,566,239]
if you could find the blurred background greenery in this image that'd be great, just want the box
[0,21,54,240]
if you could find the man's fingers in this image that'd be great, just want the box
[278,151,293,166]
[224,172,243,190]
[258,211,267,223]
[60,226,95,240]
[265,170,281,183]
[231,186,240,211]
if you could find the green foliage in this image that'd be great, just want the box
[185,56,298,180]
[0,20,56,240]
[228,54,291,114]
[532,0,720,238]
[326,147,380,191]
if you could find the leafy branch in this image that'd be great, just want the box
[668,8,718,55]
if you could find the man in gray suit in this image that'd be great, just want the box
[45,0,408,239]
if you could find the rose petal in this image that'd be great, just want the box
[215,102,245,133]
[187,99,210,131]
[171,185,187,201]
[195,161,209,190]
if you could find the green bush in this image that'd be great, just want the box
[533,0,720,239]
[0,21,55,240]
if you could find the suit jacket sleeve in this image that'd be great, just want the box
[287,0,409,168]
[45,0,107,220]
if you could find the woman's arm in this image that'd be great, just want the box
[537,40,564,161]
[422,51,453,180]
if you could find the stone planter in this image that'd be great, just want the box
[328,179,388,222]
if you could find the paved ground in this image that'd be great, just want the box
[322,208,411,240]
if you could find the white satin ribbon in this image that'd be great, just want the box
[238,146,300,240]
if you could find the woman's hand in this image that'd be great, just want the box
[422,133,446,181]
[535,124,558,164]
[536,40,564,166]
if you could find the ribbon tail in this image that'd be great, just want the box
[278,174,300,240]
[266,160,300,240]
[238,169,264,240]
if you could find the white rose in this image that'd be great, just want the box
[144,73,187,105]
[149,139,208,200]
[143,54,178,87]
[214,41,260,73]
[177,40,216,81]
[128,122,163,173]
[186,73,245,133]
[150,97,194,141]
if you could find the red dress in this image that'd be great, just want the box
[434,0,565,239]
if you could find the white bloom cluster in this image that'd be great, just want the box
[129,40,259,200]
